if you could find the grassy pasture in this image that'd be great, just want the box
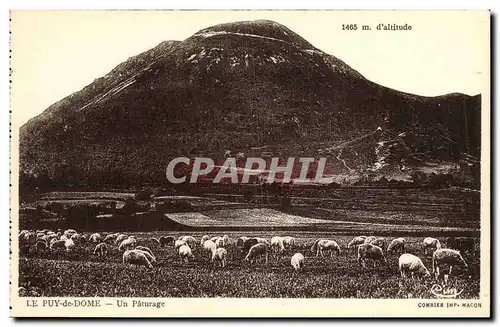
[18,232,480,298]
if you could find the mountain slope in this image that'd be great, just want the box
[19,20,481,188]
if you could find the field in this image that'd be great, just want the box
[18,232,480,298]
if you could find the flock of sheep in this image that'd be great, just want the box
[19,229,472,280]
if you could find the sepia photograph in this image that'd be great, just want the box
[9,10,490,317]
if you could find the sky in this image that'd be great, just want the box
[10,10,489,126]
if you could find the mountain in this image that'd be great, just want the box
[19,19,481,189]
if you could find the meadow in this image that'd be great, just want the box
[18,232,480,298]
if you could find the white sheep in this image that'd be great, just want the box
[174,239,187,250]
[215,237,225,248]
[423,237,442,255]
[63,229,77,238]
[203,240,217,260]
[123,249,153,269]
[432,248,468,278]
[89,233,102,243]
[50,239,66,251]
[115,234,128,245]
[348,236,367,256]
[178,245,195,263]
[118,237,137,251]
[387,237,406,254]
[64,239,75,252]
[93,242,108,257]
[369,237,386,249]
[399,253,431,279]
[179,235,198,249]
[46,234,58,245]
[311,239,341,258]
[135,249,157,264]
[363,236,377,244]
[290,253,305,272]
[200,235,210,245]
[103,233,119,243]
[70,233,84,244]
[254,237,269,245]
[35,240,48,253]
[135,246,154,258]
[283,236,295,249]
[270,236,286,253]
[212,247,228,267]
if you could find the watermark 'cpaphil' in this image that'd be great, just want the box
[165,157,335,184]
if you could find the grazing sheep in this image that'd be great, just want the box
[115,234,128,245]
[35,241,48,253]
[49,238,59,247]
[210,236,220,243]
[70,233,84,244]
[399,253,431,279]
[24,232,35,241]
[283,236,295,249]
[36,237,47,244]
[242,238,259,253]
[387,238,406,254]
[89,233,102,243]
[357,244,386,269]
[46,235,58,245]
[135,246,154,258]
[311,239,341,258]
[63,229,77,238]
[159,236,175,247]
[212,247,228,267]
[432,249,468,278]
[423,237,442,255]
[36,232,45,239]
[236,236,250,247]
[179,235,198,249]
[93,243,108,257]
[175,240,188,250]
[244,243,269,264]
[178,245,195,263]
[364,236,377,244]
[270,236,286,253]
[123,250,153,269]
[64,239,75,252]
[369,237,386,249]
[200,235,210,245]
[135,249,157,264]
[118,237,137,251]
[290,253,305,272]
[215,237,225,248]
[50,239,66,251]
[46,232,57,238]
[254,237,269,245]
[348,236,367,255]
[203,240,217,260]
[103,233,119,243]
[59,235,68,242]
